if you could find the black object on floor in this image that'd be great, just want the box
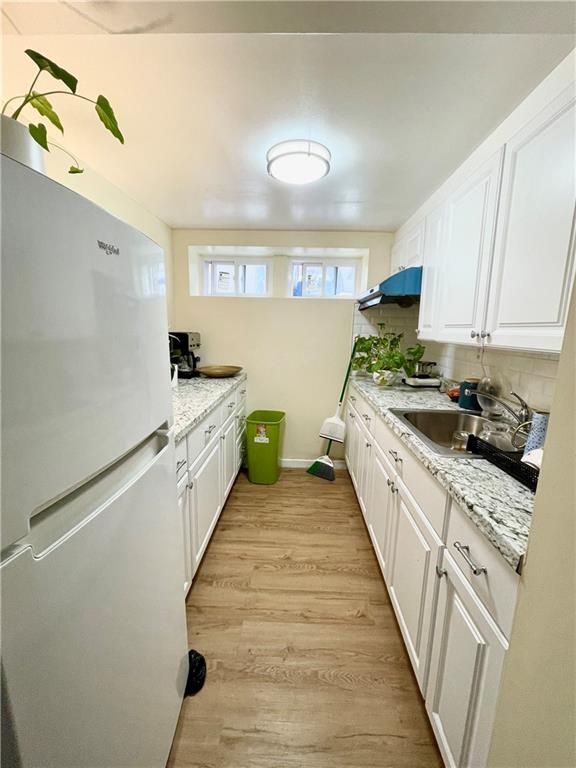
[185,650,206,696]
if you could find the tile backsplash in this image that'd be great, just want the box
[352,303,558,412]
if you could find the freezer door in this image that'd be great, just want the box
[2,155,173,544]
[1,432,188,768]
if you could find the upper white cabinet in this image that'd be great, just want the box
[435,150,504,346]
[485,86,576,352]
[391,221,425,274]
[417,205,445,341]
[412,74,576,353]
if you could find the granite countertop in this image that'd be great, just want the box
[172,372,247,443]
[349,376,534,572]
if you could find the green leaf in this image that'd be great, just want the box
[68,166,84,174]
[28,122,49,151]
[29,92,63,133]
[25,50,78,93]
[95,95,124,144]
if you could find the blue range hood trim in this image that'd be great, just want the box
[357,266,422,310]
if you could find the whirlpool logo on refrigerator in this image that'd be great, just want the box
[97,240,120,256]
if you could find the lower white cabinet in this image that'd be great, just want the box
[367,443,395,579]
[221,416,236,500]
[190,440,222,571]
[387,480,442,692]
[175,379,247,592]
[426,551,508,768]
[346,384,517,768]
[177,474,193,595]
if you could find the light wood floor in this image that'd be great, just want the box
[168,470,442,768]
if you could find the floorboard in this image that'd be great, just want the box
[167,469,442,768]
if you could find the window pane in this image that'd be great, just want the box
[303,264,322,297]
[214,262,235,294]
[243,264,267,295]
[325,266,336,296]
[336,266,356,296]
[292,263,303,296]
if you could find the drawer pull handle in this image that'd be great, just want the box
[176,459,187,472]
[362,413,371,422]
[453,541,487,576]
[187,481,194,490]
[388,449,402,464]
[349,412,355,419]
[366,442,371,448]
[350,395,356,402]
[228,402,234,409]
[386,479,398,493]
[240,389,246,395]
[205,424,217,436]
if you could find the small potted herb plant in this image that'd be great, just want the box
[352,324,425,385]
[2,49,124,174]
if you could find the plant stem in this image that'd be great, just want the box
[47,139,82,170]
[2,95,27,115]
[10,90,96,120]
[11,70,41,120]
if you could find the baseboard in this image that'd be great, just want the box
[279,458,347,470]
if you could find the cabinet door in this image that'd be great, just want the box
[417,206,445,341]
[367,444,395,580]
[392,223,424,274]
[485,86,576,352]
[426,551,508,768]
[190,441,222,570]
[387,482,442,692]
[357,433,373,522]
[344,405,360,490]
[221,417,236,500]
[436,150,504,345]
[177,475,193,594]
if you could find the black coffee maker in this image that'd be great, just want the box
[169,332,201,378]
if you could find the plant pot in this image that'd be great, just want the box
[1,114,45,173]
[372,370,402,386]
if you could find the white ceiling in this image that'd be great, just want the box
[2,31,573,230]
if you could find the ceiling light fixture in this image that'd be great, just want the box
[266,140,331,185]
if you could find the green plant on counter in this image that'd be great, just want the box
[2,49,124,174]
[352,323,425,377]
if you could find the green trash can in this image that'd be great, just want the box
[246,410,285,484]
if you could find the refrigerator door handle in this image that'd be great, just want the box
[17,430,173,562]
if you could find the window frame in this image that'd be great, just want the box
[201,256,272,298]
[288,257,360,299]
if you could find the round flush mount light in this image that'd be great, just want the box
[266,140,331,185]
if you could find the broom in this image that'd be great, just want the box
[307,339,359,481]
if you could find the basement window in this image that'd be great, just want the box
[202,258,270,297]
[289,260,358,298]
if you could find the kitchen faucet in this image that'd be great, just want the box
[464,389,532,425]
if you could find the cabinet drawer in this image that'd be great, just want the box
[349,390,375,435]
[187,409,221,468]
[445,499,519,638]
[220,391,238,424]
[175,438,188,481]
[374,417,447,538]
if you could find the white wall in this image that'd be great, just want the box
[487,292,576,768]
[171,229,393,461]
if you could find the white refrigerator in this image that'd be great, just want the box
[1,154,189,767]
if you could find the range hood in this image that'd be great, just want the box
[357,266,422,311]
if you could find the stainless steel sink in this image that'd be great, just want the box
[389,408,505,458]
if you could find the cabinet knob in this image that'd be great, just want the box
[480,330,491,339]
[350,395,356,402]
[240,389,246,395]
[187,481,194,490]
[349,412,355,419]
[436,565,447,578]
[366,442,372,448]
[470,330,479,339]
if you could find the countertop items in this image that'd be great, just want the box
[172,373,247,443]
[349,377,534,571]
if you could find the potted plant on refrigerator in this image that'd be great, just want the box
[1,49,124,174]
